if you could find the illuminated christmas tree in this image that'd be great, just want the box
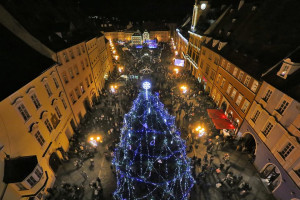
[113,81,194,200]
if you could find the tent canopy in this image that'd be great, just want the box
[207,109,235,130]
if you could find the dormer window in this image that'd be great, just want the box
[279,65,290,78]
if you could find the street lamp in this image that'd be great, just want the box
[180,85,188,94]
[110,85,118,93]
[195,126,205,137]
[174,68,179,74]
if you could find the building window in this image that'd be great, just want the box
[62,72,68,84]
[226,63,231,71]
[86,78,90,87]
[208,53,212,60]
[16,183,27,191]
[85,58,89,67]
[235,94,243,106]
[262,122,273,136]
[70,93,76,104]
[226,84,232,94]
[34,131,45,146]
[295,168,300,178]
[55,106,62,118]
[238,71,244,81]
[69,49,74,59]
[210,71,215,80]
[251,80,259,92]
[221,78,226,88]
[34,168,43,179]
[26,176,38,187]
[80,83,85,93]
[63,52,69,62]
[214,57,219,65]
[18,104,31,121]
[44,83,52,97]
[279,142,294,159]
[81,45,85,53]
[44,119,53,133]
[241,99,250,113]
[216,74,221,83]
[89,74,93,83]
[221,59,226,67]
[244,75,251,86]
[230,88,237,99]
[53,77,59,88]
[81,61,85,70]
[251,110,260,123]
[277,100,289,115]
[75,87,81,99]
[74,65,79,75]
[77,47,81,56]
[200,60,204,68]
[69,69,74,79]
[202,49,206,55]
[205,65,210,75]
[31,94,41,109]
[233,67,238,77]
[262,89,272,102]
[61,98,67,109]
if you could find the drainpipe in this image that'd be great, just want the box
[54,60,78,126]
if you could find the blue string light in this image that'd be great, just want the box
[113,87,194,200]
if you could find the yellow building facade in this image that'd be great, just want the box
[0,65,74,200]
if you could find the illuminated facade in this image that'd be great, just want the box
[0,64,74,200]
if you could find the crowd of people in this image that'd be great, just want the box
[48,41,256,200]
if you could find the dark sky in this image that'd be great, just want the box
[81,0,194,21]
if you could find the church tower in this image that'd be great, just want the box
[191,0,209,32]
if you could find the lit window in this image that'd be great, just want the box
[241,99,250,113]
[251,110,260,123]
[226,63,231,71]
[277,100,289,115]
[244,75,251,86]
[34,131,45,146]
[44,119,53,133]
[262,122,273,136]
[263,89,272,102]
[226,84,232,94]
[251,80,259,92]
[221,78,226,88]
[31,94,41,109]
[230,88,237,99]
[44,83,52,97]
[233,68,238,77]
[216,74,221,83]
[279,65,289,77]
[80,83,85,93]
[221,59,226,67]
[238,71,244,81]
[18,104,31,121]
[279,142,294,159]
[235,94,243,106]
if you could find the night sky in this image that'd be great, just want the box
[81,0,195,21]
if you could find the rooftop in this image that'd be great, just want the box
[3,156,38,183]
[203,0,300,82]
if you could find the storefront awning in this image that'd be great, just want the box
[211,118,236,130]
[207,109,235,130]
